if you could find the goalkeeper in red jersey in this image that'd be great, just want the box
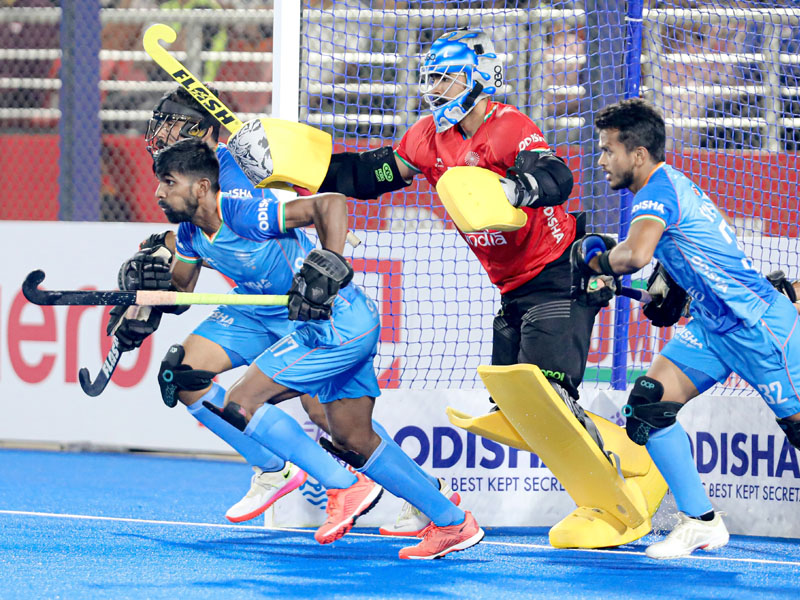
[228,28,666,547]
[310,29,607,536]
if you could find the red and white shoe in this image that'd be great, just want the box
[379,478,461,537]
[225,463,307,523]
[314,472,383,544]
[399,511,484,560]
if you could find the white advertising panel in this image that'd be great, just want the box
[1,222,798,536]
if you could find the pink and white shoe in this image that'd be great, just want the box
[225,463,307,523]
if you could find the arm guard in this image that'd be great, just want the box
[503,150,574,209]
[318,146,409,199]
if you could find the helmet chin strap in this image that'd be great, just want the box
[461,82,485,113]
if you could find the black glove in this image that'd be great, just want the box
[288,249,354,321]
[642,262,689,327]
[117,245,173,292]
[106,305,163,352]
[139,230,173,252]
[570,234,619,307]
[766,270,798,303]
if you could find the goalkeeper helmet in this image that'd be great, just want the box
[419,29,504,133]
[145,86,220,157]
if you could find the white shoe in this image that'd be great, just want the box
[378,478,462,537]
[645,512,729,559]
[225,463,307,523]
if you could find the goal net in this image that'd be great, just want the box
[299,0,800,393]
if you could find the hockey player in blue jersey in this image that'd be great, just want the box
[151,138,484,559]
[114,86,461,533]
[572,98,800,559]
[109,85,310,523]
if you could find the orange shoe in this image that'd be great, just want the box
[398,511,484,559]
[314,472,383,544]
[379,478,461,537]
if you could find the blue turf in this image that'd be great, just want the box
[1,449,799,599]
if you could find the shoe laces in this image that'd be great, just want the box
[666,513,713,543]
[397,500,423,522]
[418,522,437,539]
[325,489,342,518]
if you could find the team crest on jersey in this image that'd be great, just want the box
[464,151,480,166]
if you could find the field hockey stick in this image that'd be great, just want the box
[617,286,652,304]
[142,23,361,248]
[78,336,122,397]
[22,270,289,307]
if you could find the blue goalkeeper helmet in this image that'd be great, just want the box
[419,29,504,133]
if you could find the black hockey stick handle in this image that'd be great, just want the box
[619,286,653,304]
[22,270,288,307]
[78,336,123,397]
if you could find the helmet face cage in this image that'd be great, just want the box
[419,65,473,109]
[419,29,504,133]
[145,95,212,157]
[145,113,208,158]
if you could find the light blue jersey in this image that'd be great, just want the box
[172,144,311,365]
[631,163,778,333]
[175,190,313,315]
[636,163,800,417]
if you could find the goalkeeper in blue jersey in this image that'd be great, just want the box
[572,98,800,559]
[151,138,483,559]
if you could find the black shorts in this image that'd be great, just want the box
[491,245,600,399]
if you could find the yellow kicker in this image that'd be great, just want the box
[435,166,528,232]
[447,364,667,549]
[143,23,332,193]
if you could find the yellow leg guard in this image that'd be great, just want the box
[446,364,668,548]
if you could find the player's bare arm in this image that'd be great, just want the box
[170,258,202,293]
[590,218,665,275]
[283,193,349,254]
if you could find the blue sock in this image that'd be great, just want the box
[646,422,713,517]
[360,439,464,527]
[187,383,284,472]
[245,404,357,490]
[372,420,440,489]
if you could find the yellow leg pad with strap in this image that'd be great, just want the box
[435,166,528,232]
[446,406,657,480]
[472,364,663,548]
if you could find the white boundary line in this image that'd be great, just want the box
[2,509,800,568]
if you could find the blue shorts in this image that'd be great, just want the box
[192,305,294,368]
[253,286,381,403]
[662,295,800,418]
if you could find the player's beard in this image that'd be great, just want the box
[608,167,635,191]
[161,194,198,223]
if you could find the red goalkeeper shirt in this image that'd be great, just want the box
[395,101,576,294]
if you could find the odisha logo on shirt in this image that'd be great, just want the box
[632,199,666,214]
[517,133,546,150]
[257,199,271,231]
[464,151,480,166]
